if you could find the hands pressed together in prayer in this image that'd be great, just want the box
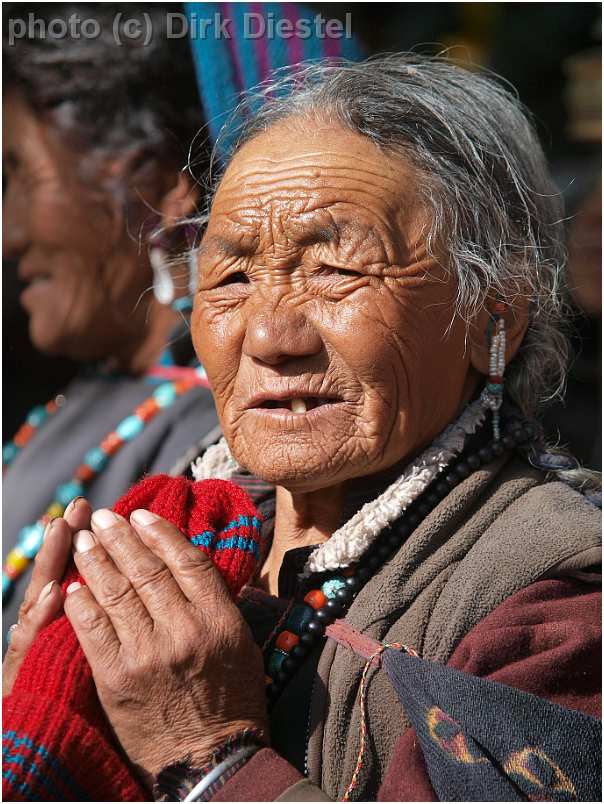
[2,498,268,789]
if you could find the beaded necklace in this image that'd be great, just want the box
[2,363,210,601]
[263,415,537,706]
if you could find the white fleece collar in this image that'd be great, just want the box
[191,399,486,574]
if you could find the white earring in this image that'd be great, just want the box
[150,247,174,305]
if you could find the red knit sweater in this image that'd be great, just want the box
[3,475,263,802]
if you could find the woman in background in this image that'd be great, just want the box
[2,1,361,638]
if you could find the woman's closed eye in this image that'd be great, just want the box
[216,271,250,287]
[318,264,364,279]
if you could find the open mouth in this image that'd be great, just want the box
[249,393,345,414]
[257,397,337,413]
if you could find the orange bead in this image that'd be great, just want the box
[74,464,96,483]
[135,398,159,422]
[4,563,21,581]
[14,423,35,447]
[46,400,58,414]
[275,630,300,653]
[174,379,194,395]
[304,589,328,610]
[100,432,123,455]
[492,301,506,314]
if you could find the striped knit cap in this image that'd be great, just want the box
[185,2,364,156]
[3,476,262,801]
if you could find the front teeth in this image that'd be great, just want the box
[291,398,307,414]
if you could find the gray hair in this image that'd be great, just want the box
[196,53,570,417]
[189,54,599,494]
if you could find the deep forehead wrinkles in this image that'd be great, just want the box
[209,125,423,264]
[215,149,404,223]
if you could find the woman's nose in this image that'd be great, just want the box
[242,301,323,366]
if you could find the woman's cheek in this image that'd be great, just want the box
[192,301,239,406]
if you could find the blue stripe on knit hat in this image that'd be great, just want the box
[185,1,363,154]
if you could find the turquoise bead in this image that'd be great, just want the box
[321,578,346,599]
[153,383,177,408]
[172,297,193,313]
[17,524,34,545]
[84,447,108,472]
[3,442,18,464]
[19,523,45,559]
[116,415,144,441]
[285,604,314,634]
[56,481,84,507]
[267,649,288,677]
[3,574,12,599]
[27,405,48,427]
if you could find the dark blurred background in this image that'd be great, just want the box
[4,2,601,467]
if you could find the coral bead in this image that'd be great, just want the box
[14,424,35,448]
[75,464,96,483]
[275,630,300,653]
[304,589,328,610]
[100,432,123,455]
[135,398,159,422]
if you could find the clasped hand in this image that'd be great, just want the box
[3,499,268,789]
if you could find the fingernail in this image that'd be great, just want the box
[74,529,96,553]
[66,582,82,595]
[64,497,84,518]
[38,580,56,602]
[44,520,55,540]
[131,509,159,526]
[91,509,118,529]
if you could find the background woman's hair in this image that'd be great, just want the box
[201,53,571,419]
[3,2,202,165]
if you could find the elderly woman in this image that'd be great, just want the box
[3,56,600,802]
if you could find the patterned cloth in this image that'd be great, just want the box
[382,647,602,801]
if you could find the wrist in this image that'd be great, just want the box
[186,718,268,769]
[153,726,267,802]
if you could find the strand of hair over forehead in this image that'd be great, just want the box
[187,54,571,419]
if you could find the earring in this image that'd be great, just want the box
[480,302,507,440]
[150,246,175,306]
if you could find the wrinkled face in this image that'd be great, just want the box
[3,93,155,361]
[192,119,479,491]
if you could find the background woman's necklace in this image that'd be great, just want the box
[2,363,210,602]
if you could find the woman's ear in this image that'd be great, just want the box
[102,148,201,225]
[158,171,200,227]
[468,294,530,375]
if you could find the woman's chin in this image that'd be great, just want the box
[232,438,359,492]
[28,313,68,357]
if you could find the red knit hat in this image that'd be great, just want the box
[3,476,263,802]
